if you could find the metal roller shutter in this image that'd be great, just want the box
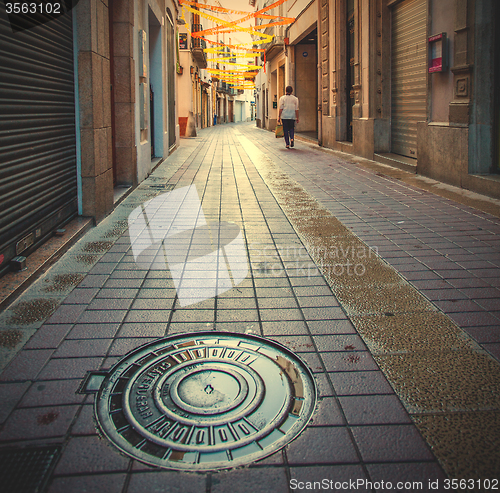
[0,13,78,275]
[391,0,427,158]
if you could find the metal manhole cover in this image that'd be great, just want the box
[92,332,316,471]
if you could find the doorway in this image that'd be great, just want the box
[295,28,318,137]
[148,8,163,158]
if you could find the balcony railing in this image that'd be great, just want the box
[191,37,206,50]
[191,24,207,68]
[262,35,285,60]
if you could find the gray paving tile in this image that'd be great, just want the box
[261,321,309,336]
[62,288,99,304]
[448,311,500,327]
[38,357,103,380]
[108,337,157,357]
[67,323,121,339]
[96,288,140,299]
[104,278,143,289]
[307,320,357,335]
[0,349,54,382]
[118,323,167,338]
[24,324,73,349]
[125,310,171,323]
[54,436,130,475]
[259,308,303,321]
[88,298,134,310]
[351,425,435,462]
[255,287,295,298]
[313,334,367,352]
[78,275,109,288]
[217,309,259,322]
[211,468,288,493]
[321,351,379,372]
[53,339,112,358]
[47,304,86,324]
[286,426,359,465]
[329,371,394,396]
[78,310,127,324]
[339,395,412,425]
[0,405,80,441]
[367,463,446,491]
[48,474,127,493]
[0,381,31,423]
[302,307,346,320]
[309,397,345,426]
[289,465,369,492]
[20,379,85,407]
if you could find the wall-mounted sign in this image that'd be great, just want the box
[428,33,447,73]
[179,33,188,50]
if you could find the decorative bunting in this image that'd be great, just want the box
[178,0,296,89]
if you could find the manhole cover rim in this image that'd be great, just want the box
[93,331,317,471]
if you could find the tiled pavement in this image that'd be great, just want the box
[0,122,499,492]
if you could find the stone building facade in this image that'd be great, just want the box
[319,0,500,198]
[75,0,180,220]
[255,0,499,199]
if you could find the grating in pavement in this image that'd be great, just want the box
[0,446,61,493]
[140,184,176,190]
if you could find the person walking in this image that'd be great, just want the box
[278,86,299,149]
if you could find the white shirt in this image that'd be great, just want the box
[278,94,299,119]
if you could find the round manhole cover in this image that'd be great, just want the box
[94,332,317,471]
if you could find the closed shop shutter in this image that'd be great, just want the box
[391,0,427,158]
[0,14,77,275]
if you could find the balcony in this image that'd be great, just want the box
[217,81,239,95]
[262,35,285,61]
[191,24,207,68]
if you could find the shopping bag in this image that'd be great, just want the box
[275,124,284,138]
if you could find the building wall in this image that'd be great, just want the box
[75,0,179,221]
[111,0,137,189]
[317,0,499,199]
[76,0,114,220]
[177,47,193,135]
[429,0,455,123]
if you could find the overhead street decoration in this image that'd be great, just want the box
[179,0,295,90]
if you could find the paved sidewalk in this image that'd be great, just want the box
[0,122,499,492]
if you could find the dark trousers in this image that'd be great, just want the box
[282,119,295,146]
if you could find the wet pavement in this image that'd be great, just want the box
[0,121,499,492]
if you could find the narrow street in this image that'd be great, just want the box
[0,121,499,492]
